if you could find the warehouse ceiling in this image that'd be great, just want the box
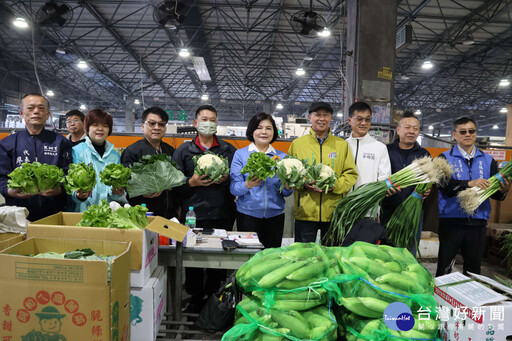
[0,0,510,137]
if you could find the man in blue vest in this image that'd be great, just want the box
[436,117,510,276]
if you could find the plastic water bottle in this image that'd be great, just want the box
[185,206,196,228]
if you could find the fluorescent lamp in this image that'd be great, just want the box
[500,107,507,113]
[201,94,209,101]
[179,48,190,58]
[56,48,66,54]
[317,28,331,37]
[79,104,87,110]
[415,110,421,115]
[401,75,410,80]
[46,90,55,97]
[276,103,283,110]
[13,17,28,29]
[77,60,88,69]
[295,68,305,76]
[499,79,510,87]
[192,57,211,82]
[422,60,433,70]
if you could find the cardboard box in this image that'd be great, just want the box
[434,272,512,341]
[28,212,188,287]
[130,266,167,341]
[0,232,25,251]
[0,237,131,341]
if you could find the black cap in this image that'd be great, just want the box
[309,102,333,114]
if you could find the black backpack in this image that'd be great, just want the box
[194,271,242,333]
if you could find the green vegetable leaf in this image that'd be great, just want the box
[127,154,186,197]
[241,152,277,180]
[77,200,113,227]
[64,162,97,194]
[100,163,131,189]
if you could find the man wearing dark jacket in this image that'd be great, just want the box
[0,93,72,221]
[121,107,177,218]
[436,117,510,276]
[172,104,237,313]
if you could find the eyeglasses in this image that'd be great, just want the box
[145,121,166,128]
[66,119,81,124]
[457,129,476,135]
[354,117,371,123]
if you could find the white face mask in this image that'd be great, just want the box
[197,121,217,136]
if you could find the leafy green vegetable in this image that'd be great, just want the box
[241,152,277,180]
[8,162,64,194]
[64,162,97,194]
[8,162,39,195]
[77,199,148,229]
[127,154,186,198]
[193,151,229,182]
[100,163,131,189]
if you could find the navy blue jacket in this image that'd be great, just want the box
[381,140,431,224]
[438,146,505,222]
[0,129,72,221]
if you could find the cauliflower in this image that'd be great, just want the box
[278,158,306,176]
[319,164,335,179]
[197,153,223,169]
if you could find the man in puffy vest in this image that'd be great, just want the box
[436,117,510,276]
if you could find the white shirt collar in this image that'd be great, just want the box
[248,142,277,155]
[457,144,476,160]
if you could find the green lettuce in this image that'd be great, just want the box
[127,154,186,198]
[64,163,97,194]
[8,162,64,194]
[100,163,131,189]
[241,152,277,180]
[77,199,148,229]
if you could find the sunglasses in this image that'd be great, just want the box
[145,121,167,128]
[456,129,476,135]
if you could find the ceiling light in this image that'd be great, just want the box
[462,34,475,46]
[303,56,313,61]
[337,111,342,117]
[295,68,305,76]
[428,125,434,130]
[56,48,66,54]
[499,79,510,87]
[201,94,209,101]
[13,17,29,29]
[134,99,140,105]
[400,75,410,80]
[77,60,88,69]
[179,48,190,58]
[79,104,87,110]
[46,90,55,97]
[192,57,211,82]
[317,28,331,37]
[276,103,283,110]
[500,107,507,113]
[493,124,499,129]
[421,60,433,70]
[415,110,421,115]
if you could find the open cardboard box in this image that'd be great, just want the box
[435,272,512,341]
[0,237,131,341]
[28,212,189,287]
[0,232,25,251]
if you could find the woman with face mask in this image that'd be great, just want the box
[229,113,293,248]
[70,109,127,212]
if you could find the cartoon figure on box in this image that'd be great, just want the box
[22,306,67,341]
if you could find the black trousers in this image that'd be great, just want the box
[436,219,487,277]
[236,211,285,248]
[185,218,233,306]
[294,220,331,245]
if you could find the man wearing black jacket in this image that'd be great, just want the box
[121,107,177,218]
[172,104,237,313]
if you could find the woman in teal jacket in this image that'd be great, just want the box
[71,109,126,212]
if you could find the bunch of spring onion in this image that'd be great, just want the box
[500,232,512,274]
[386,182,432,253]
[324,156,453,245]
[457,161,512,216]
